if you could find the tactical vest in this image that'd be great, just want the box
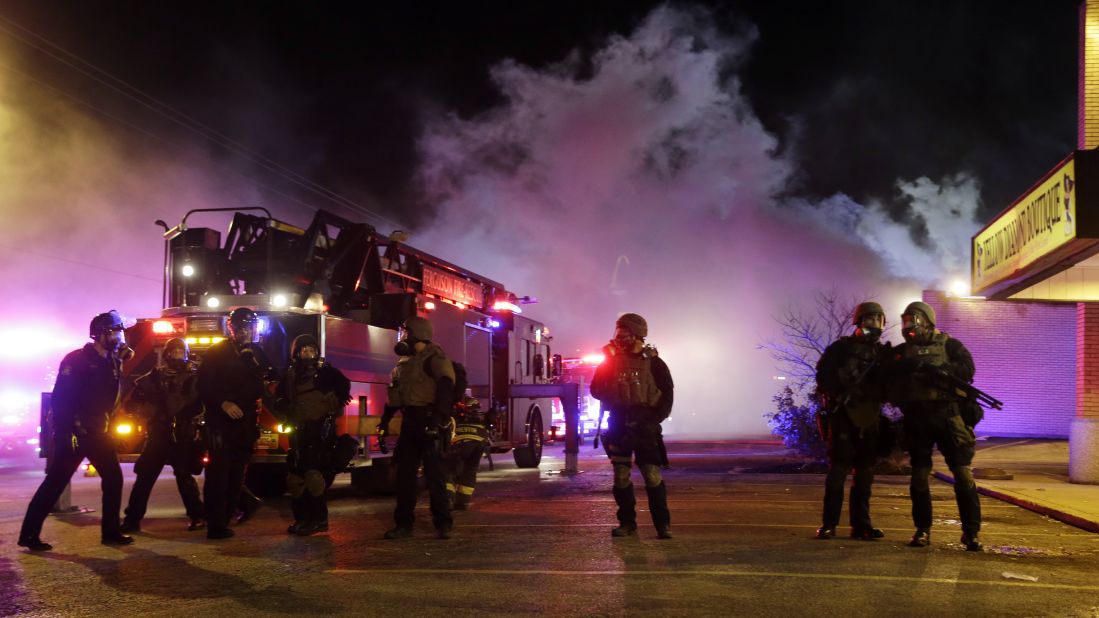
[894,331,951,402]
[603,351,661,409]
[287,367,335,422]
[388,343,454,408]
[158,366,198,422]
[836,336,884,429]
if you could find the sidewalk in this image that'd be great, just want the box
[932,438,1099,533]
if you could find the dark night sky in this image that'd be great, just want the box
[0,1,1081,226]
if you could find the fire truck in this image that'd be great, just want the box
[550,354,608,440]
[109,207,558,493]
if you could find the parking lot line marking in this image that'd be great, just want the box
[452,523,1088,536]
[325,568,1099,591]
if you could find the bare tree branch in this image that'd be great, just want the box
[756,287,868,395]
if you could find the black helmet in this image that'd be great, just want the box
[902,301,936,327]
[164,337,190,362]
[291,334,319,359]
[228,307,259,328]
[89,310,124,338]
[852,302,885,326]
[403,316,433,342]
[615,313,648,338]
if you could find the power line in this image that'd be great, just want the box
[0,60,362,219]
[0,242,161,283]
[0,12,406,232]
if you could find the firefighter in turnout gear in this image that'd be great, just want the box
[197,307,272,540]
[446,395,493,511]
[886,301,983,551]
[271,334,351,536]
[121,338,205,533]
[590,313,675,539]
[380,316,456,540]
[814,302,889,541]
[19,310,135,550]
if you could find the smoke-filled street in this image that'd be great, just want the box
[2,443,1098,618]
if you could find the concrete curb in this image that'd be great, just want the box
[932,471,1099,534]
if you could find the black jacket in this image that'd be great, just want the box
[52,344,121,437]
[197,340,271,449]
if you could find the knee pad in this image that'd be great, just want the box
[613,463,632,489]
[910,467,931,492]
[952,466,976,490]
[304,470,326,497]
[639,464,663,488]
[286,473,306,498]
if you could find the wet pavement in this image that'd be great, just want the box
[2,442,1099,617]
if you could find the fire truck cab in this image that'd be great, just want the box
[112,208,558,494]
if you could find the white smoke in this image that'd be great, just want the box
[410,6,984,437]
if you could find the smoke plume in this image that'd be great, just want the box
[411,6,981,436]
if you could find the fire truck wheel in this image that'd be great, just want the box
[513,410,543,468]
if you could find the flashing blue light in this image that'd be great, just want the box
[256,317,270,335]
[488,319,501,329]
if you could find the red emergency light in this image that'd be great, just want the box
[151,319,184,336]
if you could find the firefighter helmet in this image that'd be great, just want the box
[852,302,885,326]
[615,313,648,338]
[902,301,936,327]
[404,316,434,342]
[89,310,124,338]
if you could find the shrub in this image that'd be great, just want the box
[764,386,827,462]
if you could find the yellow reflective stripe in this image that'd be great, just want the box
[446,483,455,492]
[457,485,475,495]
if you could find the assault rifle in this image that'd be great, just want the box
[919,364,1003,410]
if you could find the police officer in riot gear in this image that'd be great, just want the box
[272,334,351,536]
[197,307,271,540]
[19,310,135,550]
[121,337,205,532]
[590,313,675,539]
[814,302,889,541]
[379,316,456,540]
[887,301,983,551]
[446,394,493,511]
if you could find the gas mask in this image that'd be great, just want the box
[856,314,884,341]
[166,351,188,372]
[394,339,414,357]
[296,346,320,372]
[101,326,134,361]
[902,312,932,344]
[613,333,636,352]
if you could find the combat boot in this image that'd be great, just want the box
[815,527,837,540]
[17,536,52,551]
[850,526,885,540]
[611,484,637,538]
[384,526,413,540]
[646,482,672,540]
[187,518,206,531]
[961,532,983,552]
[295,521,329,536]
[908,528,931,547]
[119,519,141,534]
[101,532,135,546]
